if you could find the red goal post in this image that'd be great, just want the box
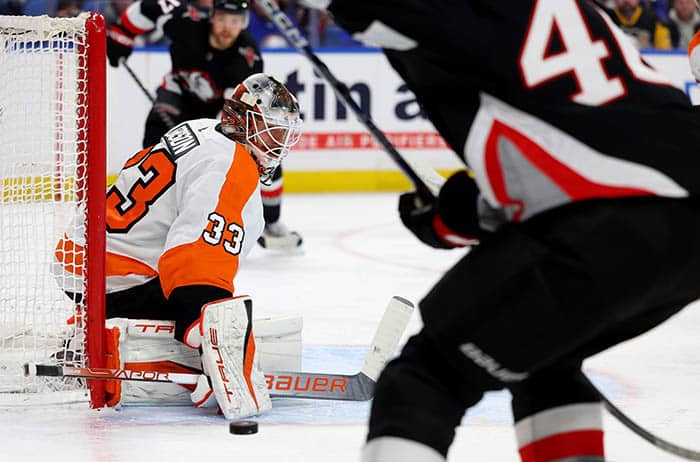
[0,13,107,407]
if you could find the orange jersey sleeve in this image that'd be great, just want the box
[158,142,263,298]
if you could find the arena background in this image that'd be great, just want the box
[107,49,699,192]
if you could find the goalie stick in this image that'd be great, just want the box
[25,296,414,401]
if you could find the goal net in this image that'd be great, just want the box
[0,13,106,406]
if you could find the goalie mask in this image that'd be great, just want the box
[221,74,302,185]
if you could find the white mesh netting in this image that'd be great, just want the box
[0,15,93,404]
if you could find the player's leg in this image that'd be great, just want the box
[364,197,700,461]
[508,298,693,462]
[364,223,558,460]
[365,331,489,460]
[258,165,304,250]
[509,362,605,462]
[184,296,272,418]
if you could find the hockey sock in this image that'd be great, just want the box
[362,437,445,462]
[261,166,283,224]
[515,402,604,462]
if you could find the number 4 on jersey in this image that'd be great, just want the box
[519,0,673,105]
[519,0,624,105]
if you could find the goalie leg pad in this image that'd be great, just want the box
[105,318,202,408]
[199,296,272,419]
[105,314,302,407]
[254,315,303,372]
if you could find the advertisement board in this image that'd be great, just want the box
[108,49,699,191]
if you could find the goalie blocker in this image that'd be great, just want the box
[100,300,302,409]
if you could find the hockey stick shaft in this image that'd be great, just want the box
[253,0,435,202]
[27,296,414,401]
[25,363,368,400]
[584,374,700,460]
[120,58,176,128]
[121,59,155,105]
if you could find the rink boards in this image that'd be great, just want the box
[107,49,699,192]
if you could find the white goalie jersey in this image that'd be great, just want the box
[55,118,265,298]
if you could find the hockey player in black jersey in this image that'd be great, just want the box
[303,1,700,460]
[107,0,302,251]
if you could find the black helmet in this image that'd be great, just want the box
[211,0,249,27]
[213,0,248,15]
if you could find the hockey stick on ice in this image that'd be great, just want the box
[253,0,436,202]
[584,375,700,461]
[120,58,176,129]
[25,296,414,401]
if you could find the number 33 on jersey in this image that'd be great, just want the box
[56,119,264,299]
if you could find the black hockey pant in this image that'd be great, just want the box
[368,196,700,456]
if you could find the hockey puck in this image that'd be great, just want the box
[229,420,258,435]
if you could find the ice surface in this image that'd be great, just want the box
[1,193,699,461]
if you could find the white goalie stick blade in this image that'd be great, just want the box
[24,296,415,401]
[361,295,415,382]
[265,295,414,400]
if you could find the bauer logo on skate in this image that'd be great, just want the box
[265,374,348,393]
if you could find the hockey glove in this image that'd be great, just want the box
[399,170,484,249]
[106,23,135,67]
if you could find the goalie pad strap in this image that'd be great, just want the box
[104,313,301,408]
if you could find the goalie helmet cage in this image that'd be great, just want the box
[0,13,106,407]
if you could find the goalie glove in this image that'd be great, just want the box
[184,296,272,419]
[399,171,485,249]
[107,23,135,68]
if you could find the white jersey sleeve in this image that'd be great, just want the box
[55,119,264,296]
[156,120,263,297]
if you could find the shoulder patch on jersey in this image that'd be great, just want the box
[163,123,200,160]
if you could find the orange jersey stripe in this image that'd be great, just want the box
[105,251,158,278]
[243,328,259,409]
[55,235,84,276]
[56,235,157,279]
[158,143,260,298]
